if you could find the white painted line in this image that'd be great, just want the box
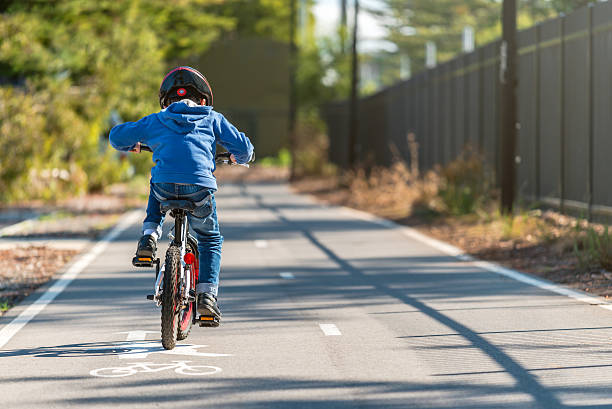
[0,217,38,237]
[116,341,232,360]
[254,240,268,248]
[118,330,158,342]
[319,323,342,336]
[279,272,295,279]
[0,210,142,349]
[341,206,612,310]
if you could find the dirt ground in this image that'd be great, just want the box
[0,186,146,316]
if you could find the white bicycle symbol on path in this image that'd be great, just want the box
[90,360,221,378]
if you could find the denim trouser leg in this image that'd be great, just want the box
[143,182,165,238]
[188,195,223,296]
[144,183,223,296]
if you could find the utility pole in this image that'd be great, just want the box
[500,0,518,214]
[347,0,359,169]
[289,0,298,180]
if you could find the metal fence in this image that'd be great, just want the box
[323,2,612,217]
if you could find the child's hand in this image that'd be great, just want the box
[230,154,237,164]
[129,142,142,153]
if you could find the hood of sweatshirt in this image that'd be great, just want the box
[157,100,213,133]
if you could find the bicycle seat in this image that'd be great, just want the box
[160,200,196,213]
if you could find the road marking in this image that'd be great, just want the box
[254,240,268,248]
[319,323,342,336]
[279,272,295,279]
[341,206,612,310]
[117,330,158,342]
[91,361,222,378]
[116,341,232,359]
[0,210,142,349]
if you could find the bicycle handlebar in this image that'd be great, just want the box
[138,145,248,167]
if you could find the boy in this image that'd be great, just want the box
[109,66,254,320]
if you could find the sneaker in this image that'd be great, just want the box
[197,292,222,318]
[136,234,157,258]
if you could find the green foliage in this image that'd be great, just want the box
[258,148,292,167]
[0,0,234,202]
[574,224,612,272]
[293,110,336,178]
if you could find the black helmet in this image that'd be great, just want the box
[159,66,213,108]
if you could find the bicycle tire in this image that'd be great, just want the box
[177,243,197,340]
[161,245,180,350]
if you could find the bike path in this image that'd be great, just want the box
[2,182,612,408]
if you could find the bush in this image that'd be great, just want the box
[437,147,493,216]
[573,224,612,272]
[293,111,336,178]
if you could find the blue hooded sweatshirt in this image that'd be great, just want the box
[109,101,254,190]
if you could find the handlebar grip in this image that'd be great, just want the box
[140,144,153,152]
[215,152,232,159]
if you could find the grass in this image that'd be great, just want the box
[0,301,11,312]
[38,210,73,222]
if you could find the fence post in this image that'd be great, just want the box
[450,63,456,160]
[500,0,518,213]
[535,24,541,201]
[464,55,470,152]
[479,47,485,153]
[559,17,565,214]
[587,4,594,220]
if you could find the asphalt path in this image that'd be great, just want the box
[2,182,612,409]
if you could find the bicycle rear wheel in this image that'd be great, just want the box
[177,243,197,340]
[161,245,180,350]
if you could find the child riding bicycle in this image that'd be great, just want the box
[109,66,254,321]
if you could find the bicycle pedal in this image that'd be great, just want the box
[197,315,220,327]
[132,256,155,267]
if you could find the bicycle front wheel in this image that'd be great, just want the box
[161,245,180,350]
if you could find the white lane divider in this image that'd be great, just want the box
[254,239,268,248]
[319,323,342,336]
[0,210,142,349]
[279,272,295,279]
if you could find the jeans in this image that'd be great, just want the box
[143,182,223,296]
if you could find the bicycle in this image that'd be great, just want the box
[90,360,221,377]
[132,145,245,350]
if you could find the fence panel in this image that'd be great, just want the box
[563,8,590,206]
[322,4,612,215]
[453,55,466,155]
[466,50,481,148]
[482,41,500,173]
[592,1,612,208]
[538,18,563,202]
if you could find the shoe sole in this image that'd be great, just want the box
[136,249,155,258]
[197,304,222,319]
